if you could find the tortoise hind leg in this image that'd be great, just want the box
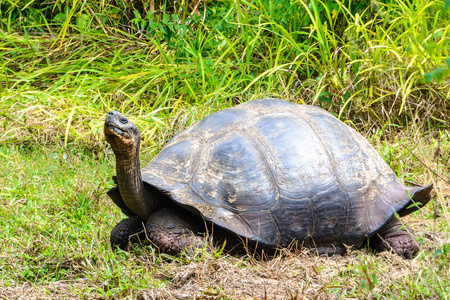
[146,207,206,255]
[370,216,419,259]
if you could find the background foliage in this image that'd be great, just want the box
[2,0,449,150]
[0,0,449,298]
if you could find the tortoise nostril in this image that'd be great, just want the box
[108,111,114,116]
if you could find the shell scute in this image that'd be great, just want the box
[250,113,336,200]
[141,137,201,190]
[190,131,278,213]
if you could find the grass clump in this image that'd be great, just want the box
[0,0,449,298]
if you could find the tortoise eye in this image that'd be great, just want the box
[119,118,128,124]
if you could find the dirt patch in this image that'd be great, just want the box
[0,280,95,300]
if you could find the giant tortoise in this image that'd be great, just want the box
[104,98,433,258]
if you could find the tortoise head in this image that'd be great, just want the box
[104,111,140,153]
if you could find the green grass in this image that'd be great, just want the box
[0,0,449,298]
[0,144,170,297]
[0,141,448,299]
[0,122,448,299]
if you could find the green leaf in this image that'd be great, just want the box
[424,68,447,83]
[424,72,434,83]
[372,274,378,285]
[76,14,89,29]
[145,11,155,20]
[445,57,450,68]
[150,21,158,30]
[444,0,450,12]
[162,14,171,24]
[53,13,66,23]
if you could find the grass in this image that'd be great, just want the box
[1,0,449,298]
[0,141,448,299]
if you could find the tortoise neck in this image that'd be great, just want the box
[114,144,154,221]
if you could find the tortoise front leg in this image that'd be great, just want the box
[146,207,206,255]
[108,181,149,251]
[107,185,136,217]
[370,216,419,259]
[110,216,147,250]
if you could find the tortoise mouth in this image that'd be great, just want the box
[105,122,131,139]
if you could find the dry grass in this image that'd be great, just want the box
[1,238,448,300]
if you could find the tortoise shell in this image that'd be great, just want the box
[140,98,431,248]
